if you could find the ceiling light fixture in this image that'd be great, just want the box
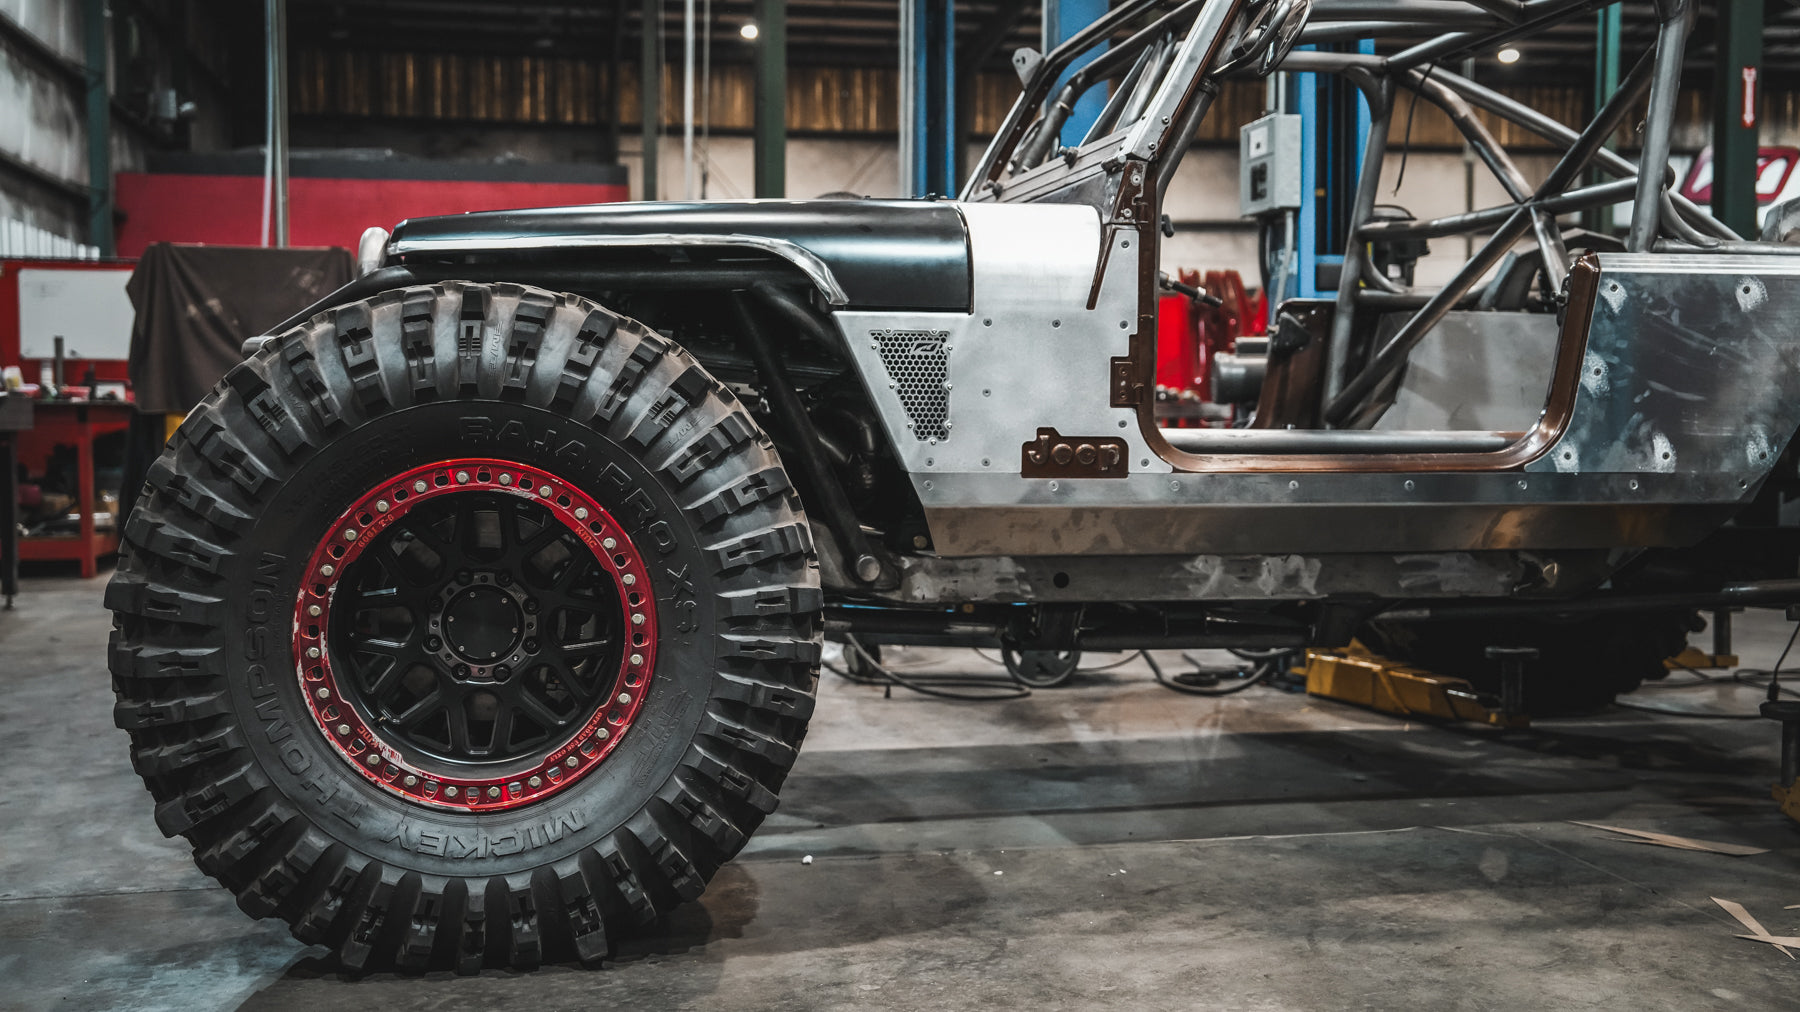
[1497,47,1521,64]
[740,22,759,40]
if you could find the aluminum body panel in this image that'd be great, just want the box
[829,201,1169,476]
[880,549,1622,604]
[387,199,971,311]
[889,251,1796,557]
[1528,254,1800,480]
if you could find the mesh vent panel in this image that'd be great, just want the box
[873,329,950,441]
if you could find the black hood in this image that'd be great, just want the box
[388,199,972,312]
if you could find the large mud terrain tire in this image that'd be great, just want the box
[1361,611,1691,716]
[105,282,820,972]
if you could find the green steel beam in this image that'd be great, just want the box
[83,0,113,256]
[1583,4,1620,234]
[1713,0,1763,238]
[753,0,786,197]
[642,0,661,200]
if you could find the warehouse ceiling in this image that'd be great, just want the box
[287,0,1045,70]
[285,1,1800,82]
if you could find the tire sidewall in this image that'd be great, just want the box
[226,399,716,877]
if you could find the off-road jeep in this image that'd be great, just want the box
[106,0,1800,972]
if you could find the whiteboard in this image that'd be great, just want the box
[17,267,136,360]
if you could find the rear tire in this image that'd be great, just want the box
[106,281,820,972]
[1360,611,1692,716]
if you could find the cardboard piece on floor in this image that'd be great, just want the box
[1569,821,1769,856]
[1715,897,1796,959]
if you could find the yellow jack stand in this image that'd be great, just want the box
[1665,646,1739,671]
[1300,642,1529,729]
[1765,700,1800,826]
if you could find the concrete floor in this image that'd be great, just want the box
[2,569,1798,1010]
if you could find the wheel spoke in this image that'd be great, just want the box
[489,705,515,752]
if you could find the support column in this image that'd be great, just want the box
[83,0,113,256]
[1043,0,1106,147]
[900,0,954,197]
[753,0,785,197]
[606,0,623,164]
[641,0,662,200]
[1713,0,1762,238]
[1583,4,1620,233]
[263,0,288,247]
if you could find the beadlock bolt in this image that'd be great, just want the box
[623,574,636,586]
[618,692,633,705]
[603,537,617,550]
[528,776,541,788]
[565,756,579,768]
[376,500,389,513]
[632,613,645,626]
[499,474,513,486]
[403,775,418,787]
[316,687,330,700]
[487,786,501,798]
[308,605,321,617]
[343,528,358,540]
[630,653,643,666]
[320,564,335,577]
[596,727,610,740]
[445,786,459,797]
[337,724,351,735]
[575,507,589,520]
[456,471,471,484]
[307,646,321,659]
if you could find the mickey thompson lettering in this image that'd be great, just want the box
[380,810,588,859]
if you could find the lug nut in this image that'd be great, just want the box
[426,636,442,650]
[523,599,539,614]
[496,571,511,585]
[455,664,470,677]
[523,639,539,653]
[495,665,511,679]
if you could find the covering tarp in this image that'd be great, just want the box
[126,243,352,414]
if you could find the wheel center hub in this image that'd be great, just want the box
[442,585,523,666]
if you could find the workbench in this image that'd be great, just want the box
[0,393,31,608]
[16,400,132,579]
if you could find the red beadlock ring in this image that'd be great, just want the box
[292,459,658,812]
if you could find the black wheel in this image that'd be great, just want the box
[106,282,820,972]
[1002,646,1081,688]
[1360,611,1692,716]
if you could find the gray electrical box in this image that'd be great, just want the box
[1239,113,1303,217]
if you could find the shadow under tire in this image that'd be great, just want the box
[1360,611,1690,716]
[105,281,821,972]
